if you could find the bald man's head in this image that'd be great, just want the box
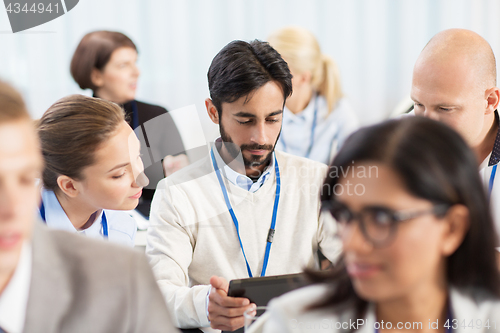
[411,29,500,150]
[419,29,496,89]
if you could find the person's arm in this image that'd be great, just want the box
[131,250,181,332]
[328,100,360,161]
[146,179,211,328]
[316,166,343,265]
[317,205,342,266]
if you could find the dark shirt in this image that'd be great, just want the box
[123,100,185,217]
[489,110,500,167]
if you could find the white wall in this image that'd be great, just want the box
[1,0,500,140]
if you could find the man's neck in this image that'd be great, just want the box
[474,112,498,165]
[0,252,21,295]
[0,271,13,296]
[286,88,313,115]
[54,191,99,230]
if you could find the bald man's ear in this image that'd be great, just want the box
[206,98,220,125]
[484,87,500,115]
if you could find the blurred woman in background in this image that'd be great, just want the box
[258,117,500,332]
[37,95,148,247]
[268,26,359,165]
[71,31,187,218]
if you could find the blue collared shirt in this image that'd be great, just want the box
[275,96,359,165]
[40,188,137,247]
[212,138,275,193]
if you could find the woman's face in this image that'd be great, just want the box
[93,47,140,104]
[336,162,453,303]
[74,121,147,211]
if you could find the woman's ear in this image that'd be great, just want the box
[441,204,470,256]
[90,68,104,88]
[56,175,80,198]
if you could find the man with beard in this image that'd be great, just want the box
[146,40,342,332]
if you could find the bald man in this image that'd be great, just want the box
[411,28,500,240]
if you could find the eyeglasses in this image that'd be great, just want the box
[322,200,450,247]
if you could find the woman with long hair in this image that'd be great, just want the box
[268,26,359,164]
[259,117,500,332]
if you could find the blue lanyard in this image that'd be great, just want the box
[39,201,109,238]
[131,100,139,129]
[489,164,497,198]
[210,148,281,278]
[281,95,319,159]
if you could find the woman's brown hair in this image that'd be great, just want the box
[70,31,137,91]
[37,95,125,192]
[0,80,30,123]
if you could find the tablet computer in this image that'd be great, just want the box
[222,273,309,333]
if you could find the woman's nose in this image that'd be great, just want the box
[341,222,374,254]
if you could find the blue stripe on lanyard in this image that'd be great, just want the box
[281,95,318,159]
[489,164,497,199]
[39,201,109,238]
[210,148,280,278]
[131,100,139,129]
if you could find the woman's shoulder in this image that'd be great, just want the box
[259,283,360,333]
[267,283,346,321]
[451,287,500,320]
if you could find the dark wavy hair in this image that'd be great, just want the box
[207,39,293,116]
[309,116,500,328]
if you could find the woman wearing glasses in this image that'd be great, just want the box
[258,117,500,332]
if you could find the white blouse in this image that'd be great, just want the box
[276,96,359,165]
[40,188,137,247]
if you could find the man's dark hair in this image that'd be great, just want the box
[207,40,293,116]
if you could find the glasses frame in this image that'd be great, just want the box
[322,200,450,247]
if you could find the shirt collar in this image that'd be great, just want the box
[0,242,32,333]
[283,94,321,124]
[41,188,104,236]
[488,110,500,166]
[212,138,275,193]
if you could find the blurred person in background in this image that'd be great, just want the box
[0,80,178,333]
[71,31,188,218]
[268,26,359,165]
[255,117,500,333]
